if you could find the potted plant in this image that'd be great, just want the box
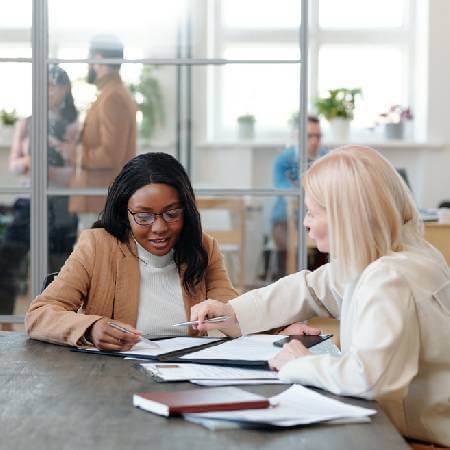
[0,108,19,143]
[314,88,362,141]
[378,105,413,140]
[237,114,255,140]
[128,66,165,142]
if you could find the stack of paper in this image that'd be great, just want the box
[180,334,340,364]
[184,385,376,429]
[141,362,290,385]
[180,335,285,362]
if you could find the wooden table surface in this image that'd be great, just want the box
[0,332,410,450]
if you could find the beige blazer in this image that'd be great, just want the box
[25,228,238,346]
[69,72,137,213]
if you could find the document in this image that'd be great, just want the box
[180,334,283,362]
[190,379,289,386]
[79,337,222,358]
[185,414,371,430]
[141,362,280,381]
[184,384,376,426]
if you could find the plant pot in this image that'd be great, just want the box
[238,121,255,140]
[384,122,404,140]
[328,118,350,142]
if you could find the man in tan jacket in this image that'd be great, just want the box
[69,35,136,224]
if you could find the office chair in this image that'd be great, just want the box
[41,272,58,293]
[196,197,246,291]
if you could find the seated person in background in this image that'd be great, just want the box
[25,152,238,350]
[0,65,78,320]
[191,146,450,447]
[271,115,327,276]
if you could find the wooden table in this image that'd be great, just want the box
[0,332,410,450]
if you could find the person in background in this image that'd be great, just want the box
[25,152,238,350]
[191,146,450,448]
[65,34,137,230]
[0,65,79,321]
[270,115,327,277]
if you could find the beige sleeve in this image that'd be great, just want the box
[81,93,134,169]
[230,263,342,335]
[24,231,103,346]
[278,265,420,400]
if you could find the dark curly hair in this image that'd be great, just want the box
[93,152,208,294]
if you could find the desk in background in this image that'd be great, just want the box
[424,222,450,265]
[0,332,409,450]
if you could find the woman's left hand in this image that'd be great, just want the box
[269,340,311,371]
[278,322,321,336]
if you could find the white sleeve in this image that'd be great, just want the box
[278,265,420,399]
[230,263,343,335]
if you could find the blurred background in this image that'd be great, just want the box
[1,0,450,328]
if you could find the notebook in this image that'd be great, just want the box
[133,386,270,417]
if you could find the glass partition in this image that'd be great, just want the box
[0,0,307,327]
[0,194,31,318]
[196,193,323,291]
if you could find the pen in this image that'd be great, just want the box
[107,322,160,349]
[172,315,230,327]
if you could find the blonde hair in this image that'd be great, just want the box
[303,145,423,280]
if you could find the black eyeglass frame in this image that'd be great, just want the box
[127,208,184,227]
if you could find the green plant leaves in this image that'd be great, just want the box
[128,66,165,141]
[314,88,362,121]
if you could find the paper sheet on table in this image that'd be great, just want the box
[190,379,289,386]
[141,362,279,381]
[309,339,341,356]
[79,337,221,357]
[180,334,284,362]
[184,384,376,426]
[185,414,371,430]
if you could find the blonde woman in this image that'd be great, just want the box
[190,146,450,448]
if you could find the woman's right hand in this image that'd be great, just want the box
[190,300,241,337]
[86,318,141,351]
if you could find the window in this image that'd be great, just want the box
[313,0,413,133]
[210,0,414,140]
[207,0,302,141]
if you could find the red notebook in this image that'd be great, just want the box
[133,386,270,417]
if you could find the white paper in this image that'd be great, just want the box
[309,339,341,356]
[180,334,284,362]
[179,334,340,362]
[141,362,279,381]
[190,379,289,386]
[185,414,371,430]
[79,337,221,357]
[184,384,376,426]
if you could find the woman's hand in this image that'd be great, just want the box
[190,300,241,337]
[269,340,311,371]
[87,318,141,351]
[278,322,321,336]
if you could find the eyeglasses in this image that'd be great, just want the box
[128,208,184,226]
[308,133,322,139]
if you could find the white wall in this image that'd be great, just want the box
[415,0,450,207]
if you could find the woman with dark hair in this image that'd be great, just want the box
[0,65,79,321]
[25,152,237,350]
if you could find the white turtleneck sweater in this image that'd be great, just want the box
[135,241,187,336]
